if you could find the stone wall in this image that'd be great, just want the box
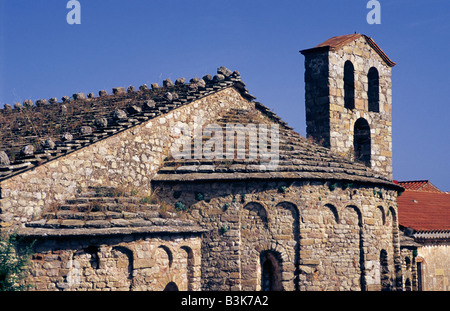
[303,36,393,180]
[0,87,252,228]
[155,179,401,291]
[417,244,450,291]
[400,247,418,291]
[22,234,202,291]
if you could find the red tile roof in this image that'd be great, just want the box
[314,33,362,49]
[397,190,450,232]
[300,33,396,67]
[394,180,442,193]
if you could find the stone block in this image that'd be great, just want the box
[300,239,315,246]
[364,218,375,225]
[113,87,126,95]
[60,219,85,228]
[0,151,10,166]
[73,93,85,100]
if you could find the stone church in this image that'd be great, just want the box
[0,34,407,291]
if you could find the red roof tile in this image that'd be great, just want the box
[397,191,450,232]
[314,33,362,49]
[394,180,442,193]
[300,33,396,67]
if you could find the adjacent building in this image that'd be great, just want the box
[396,180,450,291]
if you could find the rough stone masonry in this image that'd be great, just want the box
[0,35,408,291]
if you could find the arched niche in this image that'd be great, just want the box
[242,202,268,228]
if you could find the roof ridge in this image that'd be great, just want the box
[300,33,396,67]
[396,179,430,183]
[402,189,445,192]
[0,66,250,115]
[396,180,442,192]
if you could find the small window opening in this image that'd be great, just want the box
[368,67,380,112]
[354,118,371,167]
[344,61,355,110]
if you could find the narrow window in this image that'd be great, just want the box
[368,67,379,112]
[260,251,283,291]
[354,118,371,167]
[344,61,355,109]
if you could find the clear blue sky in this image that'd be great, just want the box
[0,0,449,191]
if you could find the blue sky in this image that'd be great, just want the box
[0,0,449,191]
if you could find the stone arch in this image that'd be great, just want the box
[242,202,268,228]
[180,246,195,291]
[343,205,362,226]
[157,245,173,268]
[240,202,272,290]
[111,246,134,291]
[323,203,339,223]
[403,255,414,291]
[344,60,355,109]
[376,205,386,225]
[343,205,366,290]
[354,118,371,167]
[163,281,179,291]
[275,201,300,238]
[260,250,284,291]
[388,206,397,225]
[275,201,300,290]
[368,67,380,112]
[388,206,402,290]
[308,203,342,290]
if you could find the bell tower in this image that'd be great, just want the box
[300,34,396,180]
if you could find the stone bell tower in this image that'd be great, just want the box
[300,34,396,180]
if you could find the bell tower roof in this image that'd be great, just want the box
[300,33,396,67]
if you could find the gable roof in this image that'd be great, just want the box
[300,33,396,67]
[0,67,255,182]
[397,190,450,232]
[394,180,442,193]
